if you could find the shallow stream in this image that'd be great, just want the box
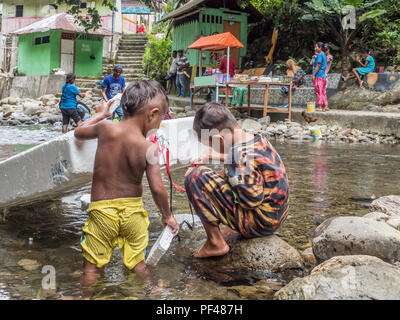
[0,125,399,299]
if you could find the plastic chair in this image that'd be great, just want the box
[231,87,248,107]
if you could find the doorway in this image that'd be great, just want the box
[223,20,240,68]
[60,33,75,73]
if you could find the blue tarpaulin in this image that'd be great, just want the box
[121,0,151,14]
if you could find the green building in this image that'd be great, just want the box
[159,0,263,69]
[13,13,110,77]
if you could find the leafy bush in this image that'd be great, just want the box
[143,34,172,83]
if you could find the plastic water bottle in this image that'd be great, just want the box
[146,226,174,266]
[109,93,123,114]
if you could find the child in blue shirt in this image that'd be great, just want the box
[60,73,86,133]
[342,47,375,88]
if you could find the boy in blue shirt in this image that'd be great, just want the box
[102,64,126,120]
[60,73,86,133]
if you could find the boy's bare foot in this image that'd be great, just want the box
[220,225,239,240]
[193,240,230,258]
[341,75,347,81]
[359,80,364,88]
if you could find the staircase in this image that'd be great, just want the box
[75,34,148,98]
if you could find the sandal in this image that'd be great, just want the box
[315,107,323,111]
[323,106,330,112]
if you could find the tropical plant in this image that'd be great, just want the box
[301,0,386,73]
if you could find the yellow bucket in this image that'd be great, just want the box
[307,102,316,112]
[310,126,321,140]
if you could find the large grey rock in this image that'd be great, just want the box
[23,102,43,116]
[241,118,262,132]
[369,195,400,217]
[220,235,304,272]
[312,216,400,263]
[330,77,400,110]
[274,255,400,300]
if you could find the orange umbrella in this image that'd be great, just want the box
[188,32,243,80]
[187,32,244,51]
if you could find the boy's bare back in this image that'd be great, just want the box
[90,120,150,202]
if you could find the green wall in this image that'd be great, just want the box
[172,8,248,68]
[18,30,103,77]
[74,34,104,77]
[17,31,59,75]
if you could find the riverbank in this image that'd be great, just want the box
[1,93,399,145]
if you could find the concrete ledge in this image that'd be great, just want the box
[291,108,400,137]
[9,75,66,99]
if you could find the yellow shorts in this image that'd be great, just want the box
[80,197,149,270]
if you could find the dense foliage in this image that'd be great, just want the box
[245,0,399,73]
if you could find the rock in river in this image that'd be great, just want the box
[219,234,304,272]
[369,195,400,217]
[18,259,40,271]
[312,216,400,263]
[274,255,400,300]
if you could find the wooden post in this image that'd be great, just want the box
[288,82,292,121]
[247,84,251,116]
[225,83,229,108]
[263,84,269,117]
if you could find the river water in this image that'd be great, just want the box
[0,125,399,300]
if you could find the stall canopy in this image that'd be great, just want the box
[188,32,243,80]
[187,32,243,51]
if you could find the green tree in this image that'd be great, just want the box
[301,0,386,72]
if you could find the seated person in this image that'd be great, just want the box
[219,51,236,78]
[281,59,306,94]
[184,102,290,258]
[342,47,375,88]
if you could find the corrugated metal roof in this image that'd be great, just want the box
[159,0,263,23]
[12,13,111,35]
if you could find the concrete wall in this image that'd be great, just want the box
[0,77,13,99]
[9,74,65,98]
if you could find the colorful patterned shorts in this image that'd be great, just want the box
[184,165,289,238]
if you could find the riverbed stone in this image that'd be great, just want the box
[386,218,400,231]
[363,211,390,222]
[301,247,317,271]
[220,234,304,272]
[369,195,400,217]
[241,118,262,132]
[312,216,400,263]
[274,255,400,300]
[17,259,40,271]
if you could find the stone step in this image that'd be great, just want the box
[119,40,147,45]
[117,52,145,56]
[116,58,143,64]
[117,51,145,55]
[118,46,146,50]
[122,35,147,39]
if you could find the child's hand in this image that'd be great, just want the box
[162,216,179,236]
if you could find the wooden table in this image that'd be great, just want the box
[225,81,293,120]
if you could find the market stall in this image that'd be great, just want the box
[187,32,244,107]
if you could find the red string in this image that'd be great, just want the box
[150,134,186,193]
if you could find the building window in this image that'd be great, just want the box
[80,2,87,9]
[34,36,51,45]
[16,5,24,17]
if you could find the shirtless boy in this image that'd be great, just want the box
[74,80,179,296]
